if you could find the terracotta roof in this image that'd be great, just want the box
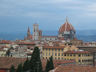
[0,48,5,51]
[58,37,65,40]
[55,65,96,72]
[59,19,75,33]
[43,46,65,49]
[0,46,9,48]
[64,50,91,54]
[73,37,78,40]
[27,52,32,55]
[0,57,76,71]
[17,42,35,45]
[42,59,75,71]
[0,57,26,69]
[0,40,11,44]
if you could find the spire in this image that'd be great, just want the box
[65,16,68,31]
[27,26,31,37]
[28,26,30,33]
[66,16,68,23]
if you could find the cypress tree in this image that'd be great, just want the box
[16,64,23,72]
[49,56,54,70]
[45,59,50,72]
[23,58,30,72]
[30,47,42,72]
[45,56,54,72]
[10,65,15,72]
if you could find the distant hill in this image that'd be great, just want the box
[0,30,96,42]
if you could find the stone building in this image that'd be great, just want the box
[24,17,78,42]
[42,45,93,65]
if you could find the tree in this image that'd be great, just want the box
[30,47,42,72]
[49,56,54,70]
[16,64,23,72]
[45,59,50,72]
[23,58,30,72]
[10,65,15,72]
[45,56,54,72]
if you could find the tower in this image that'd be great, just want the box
[33,23,39,40]
[27,27,32,40]
[27,26,31,37]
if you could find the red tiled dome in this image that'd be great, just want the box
[59,19,75,33]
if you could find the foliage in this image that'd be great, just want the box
[10,65,15,72]
[23,58,30,72]
[30,47,42,72]
[16,64,23,72]
[45,56,54,72]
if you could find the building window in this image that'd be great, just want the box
[62,53,63,56]
[55,53,57,56]
[73,54,75,56]
[67,54,69,56]
[43,53,44,56]
[78,60,81,62]
[87,54,90,56]
[59,49,60,52]
[55,49,57,51]
[78,54,81,57]
[64,54,66,56]
[52,53,53,56]
[70,54,72,56]
[58,53,60,56]
[82,60,84,62]
[49,53,50,56]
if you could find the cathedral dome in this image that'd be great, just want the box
[59,18,75,33]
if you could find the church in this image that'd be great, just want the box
[24,18,77,42]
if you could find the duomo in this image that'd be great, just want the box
[24,17,82,44]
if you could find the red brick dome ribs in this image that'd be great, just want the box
[59,20,75,33]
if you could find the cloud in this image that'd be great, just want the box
[1,0,96,31]
[79,3,96,17]
[87,3,96,12]
[0,0,96,18]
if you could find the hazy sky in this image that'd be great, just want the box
[0,0,96,33]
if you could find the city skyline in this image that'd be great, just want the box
[0,0,96,33]
[0,1,96,72]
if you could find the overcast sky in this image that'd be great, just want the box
[0,0,96,33]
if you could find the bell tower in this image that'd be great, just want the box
[33,23,39,40]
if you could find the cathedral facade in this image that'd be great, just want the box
[24,18,76,42]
